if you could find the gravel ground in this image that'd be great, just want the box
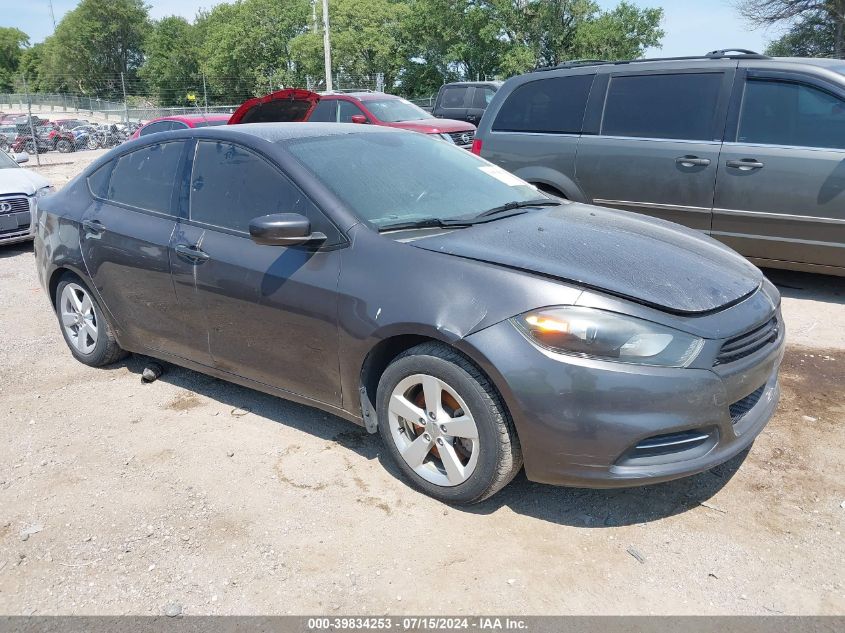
[0,153,843,615]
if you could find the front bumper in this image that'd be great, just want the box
[463,313,785,488]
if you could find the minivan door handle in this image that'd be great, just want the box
[174,243,210,263]
[675,155,711,167]
[82,219,105,235]
[726,159,765,171]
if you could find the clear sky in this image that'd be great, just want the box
[2,0,780,56]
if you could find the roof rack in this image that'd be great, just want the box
[533,49,771,72]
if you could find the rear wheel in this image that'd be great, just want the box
[55,274,127,367]
[86,137,100,151]
[56,139,73,153]
[377,342,522,504]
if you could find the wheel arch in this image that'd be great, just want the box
[357,333,516,438]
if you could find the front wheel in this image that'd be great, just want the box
[56,139,73,153]
[55,274,127,367]
[377,342,522,504]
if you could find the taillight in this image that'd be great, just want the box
[470,138,482,155]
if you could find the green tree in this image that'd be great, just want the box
[290,0,410,89]
[765,11,837,56]
[39,0,151,96]
[400,0,664,96]
[17,42,47,92]
[139,16,202,105]
[0,27,30,91]
[737,0,845,58]
[200,0,310,101]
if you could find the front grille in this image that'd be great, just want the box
[729,385,765,424]
[448,130,475,146]
[0,196,29,215]
[714,316,778,366]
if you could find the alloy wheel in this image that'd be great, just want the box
[60,283,98,355]
[388,373,480,487]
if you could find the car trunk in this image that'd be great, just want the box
[229,89,320,125]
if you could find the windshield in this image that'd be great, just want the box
[0,151,19,169]
[365,99,431,122]
[286,132,546,227]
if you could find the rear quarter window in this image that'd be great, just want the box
[492,75,594,134]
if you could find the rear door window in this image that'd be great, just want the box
[308,100,337,122]
[601,72,723,141]
[139,120,175,136]
[472,87,496,108]
[492,75,594,134]
[106,141,184,214]
[737,79,845,149]
[189,140,335,238]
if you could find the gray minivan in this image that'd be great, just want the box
[473,50,845,276]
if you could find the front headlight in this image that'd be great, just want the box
[35,186,55,199]
[512,306,704,368]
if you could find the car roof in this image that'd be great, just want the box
[319,91,400,101]
[224,121,407,142]
[147,113,231,125]
[442,81,503,88]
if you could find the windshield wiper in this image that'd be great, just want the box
[474,198,561,219]
[377,218,472,232]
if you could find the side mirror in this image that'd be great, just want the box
[350,114,368,125]
[249,213,326,246]
[14,152,29,164]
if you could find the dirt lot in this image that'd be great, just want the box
[0,152,843,616]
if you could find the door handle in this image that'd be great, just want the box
[726,159,764,171]
[675,155,711,167]
[82,219,105,235]
[174,243,210,263]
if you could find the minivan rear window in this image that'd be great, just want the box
[492,75,594,134]
[601,72,723,141]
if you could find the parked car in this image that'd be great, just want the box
[55,119,91,131]
[0,125,17,152]
[38,124,75,153]
[11,133,50,154]
[229,89,478,148]
[473,49,845,276]
[131,113,231,139]
[35,123,784,503]
[432,81,502,125]
[0,149,53,245]
[0,113,25,125]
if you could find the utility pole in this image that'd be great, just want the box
[48,0,57,30]
[322,0,333,92]
[22,75,41,167]
[120,72,129,124]
[202,73,209,113]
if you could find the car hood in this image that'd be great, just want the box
[409,203,763,315]
[380,118,475,134]
[229,89,319,125]
[0,167,49,195]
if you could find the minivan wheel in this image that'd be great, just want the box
[376,342,522,504]
[55,274,127,367]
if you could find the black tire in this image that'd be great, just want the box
[24,141,36,154]
[56,139,73,153]
[86,137,100,151]
[0,140,9,152]
[376,342,522,504]
[55,273,127,367]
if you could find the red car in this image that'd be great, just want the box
[131,113,231,140]
[229,90,477,147]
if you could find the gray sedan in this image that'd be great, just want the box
[34,123,784,504]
